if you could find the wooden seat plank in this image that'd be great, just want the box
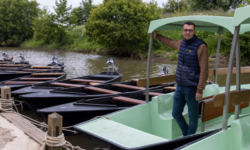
[50,82,84,87]
[89,82,100,85]
[70,79,105,83]
[33,66,53,69]
[112,96,146,104]
[6,71,31,73]
[19,77,56,81]
[202,99,249,122]
[137,75,176,87]
[164,87,177,90]
[22,69,48,72]
[84,86,121,94]
[2,64,29,66]
[112,84,145,90]
[208,67,250,76]
[143,92,164,96]
[4,81,42,84]
[0,67,18,69]
[31,73,65,76]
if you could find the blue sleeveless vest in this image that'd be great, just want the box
[175,35,207,87]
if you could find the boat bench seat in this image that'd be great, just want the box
[70,79,105,83]
[112,96,146,104]
[4,81,42,84]
[19,77,56,81]
[33,66,53,69]
[50,82,84,87]
[143,92,164,96]
[22,69,48,72]
[0,67,18,69]
[31,73,65,76]
[84,87,120,94]
[199,95,249,132]
[112,84,145,90]
[6,71,30,73]
[164,87,176,91]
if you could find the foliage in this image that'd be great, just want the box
[80,0,97,24]
[53,0,73,44]
[162,0,188,13]
[0,0,39,46]
[221,31,250,66]
[186,0,244,11]
[71,7,84,25]
[32,9,58,45]
[85,0,161,56]
[239,0,250,7]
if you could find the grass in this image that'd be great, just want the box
[21,25,104,53]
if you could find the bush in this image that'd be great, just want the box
[85,0,161,56]
[0,0,39,46]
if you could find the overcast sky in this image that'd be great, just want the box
[35,0,166,13]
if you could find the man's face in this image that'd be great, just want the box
[182,24,195,40]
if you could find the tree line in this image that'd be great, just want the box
[1,0,250,61]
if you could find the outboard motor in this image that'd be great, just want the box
[19,54,29,64]
[158,65,169,76]
[106,58,115,72]
[51,55,60,70]
[3,52,13,61]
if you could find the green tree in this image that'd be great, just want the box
[80,0,97,24]
[187,0,244,11]
[32,8,58,44]
[0,0,39,46]
[53,0,73,44]
[163,0,188,13]
[85,0,161,56]
[71,6,84,25]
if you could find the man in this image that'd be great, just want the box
[154,21,208,136]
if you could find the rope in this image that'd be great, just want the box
[0,98,83,149]
[14,99,24,111]
[40,132,84,150]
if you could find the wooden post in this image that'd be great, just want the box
[47,113,63,150]
[1,86,11,110]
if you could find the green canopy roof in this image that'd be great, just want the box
[231,6,250,27]
[148,16,234,34]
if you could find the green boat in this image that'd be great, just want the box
[74,7,250,150]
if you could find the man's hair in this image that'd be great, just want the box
[184,21,195,29]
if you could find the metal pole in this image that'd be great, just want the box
[235,36,241,120]
[145,33,154,103]
[222,26,240,130]
[214,27,223,84]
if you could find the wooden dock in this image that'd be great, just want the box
[0,113,43,150]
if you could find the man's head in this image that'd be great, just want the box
[182,21,196,40]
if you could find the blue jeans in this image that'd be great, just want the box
[172,85,198,136]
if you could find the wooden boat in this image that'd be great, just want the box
[18,75,176,112]
[73,9,250,150]
[37,88,176,132]
[11,71,123,97]
[0,70,67,93]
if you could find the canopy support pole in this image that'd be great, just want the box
[235,36,241,120]
[145,33,154,103]
[222,26,240,130]
[214,27,222,84]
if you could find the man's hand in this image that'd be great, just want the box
[153,30,157,38]
[196,92,202,101]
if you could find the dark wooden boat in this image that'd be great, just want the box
[11,71,123,98]
[19,79,175,113]
[37,88,176,134]
[0,70,67,93]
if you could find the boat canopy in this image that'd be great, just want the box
[231,6,250,26]
[148,16,234,34]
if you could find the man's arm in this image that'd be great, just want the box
[197,44,209,96]
[154,31,182,50]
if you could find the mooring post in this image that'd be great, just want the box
[1,86,11,110]
[47,112,63,150]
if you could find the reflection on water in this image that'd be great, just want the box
[2,47,250,149]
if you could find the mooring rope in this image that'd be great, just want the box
[39,132,84,150]
[0,98,83,149]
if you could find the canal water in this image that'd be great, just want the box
[1,47,250,149]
